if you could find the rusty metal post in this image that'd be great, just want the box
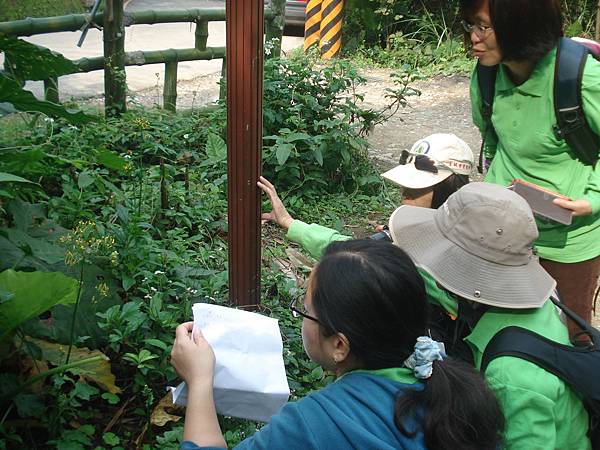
[226,0,263,307]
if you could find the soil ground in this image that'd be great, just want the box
[107,65,600,327]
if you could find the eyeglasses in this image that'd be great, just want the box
[289,294,320,324]
[399,150,439,174]
[461,20,494,39]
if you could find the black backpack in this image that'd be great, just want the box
[481,296,600,449]
[476,36,600,172]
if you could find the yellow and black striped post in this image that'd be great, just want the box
[319,0,343,59]
[304,0,322,52]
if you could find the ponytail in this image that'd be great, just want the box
[395,358,505,450]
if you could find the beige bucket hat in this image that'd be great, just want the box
[389,182,556,308]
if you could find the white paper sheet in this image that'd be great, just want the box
[169,303,290,422]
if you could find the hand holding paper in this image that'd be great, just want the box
[171,322,215,387]
[169,303,290,423]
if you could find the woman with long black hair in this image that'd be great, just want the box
[171,240,504,450]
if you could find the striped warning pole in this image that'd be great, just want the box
[319,0,343,59]
[304,0,322,52]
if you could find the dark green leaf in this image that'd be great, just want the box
[283,132,311,143]
[77,171,94,189]
[103,432,120,446]
[0,269,78,340]
[14,393,45,418]
[145,338,168,351]
[0,35,81,82]
[72,381,99,401]
[96,150,127,171]
[101,392,120,405]
[0,74,96,124]
[0,172,36,184]
[312,147,323,166]
[275,143,293,166]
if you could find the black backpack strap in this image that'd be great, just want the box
[554,37,600,166]
[549,294,600,347]
[481,326,600,414]
[476,62,499,173]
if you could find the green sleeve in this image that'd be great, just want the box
[581,56,600,214]
[470,67,498,161]
[286,220,352,260]
[486,378,558,450]
[418,269,458,317]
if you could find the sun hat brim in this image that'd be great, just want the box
[381,164,453,189]
[388,205,556,309]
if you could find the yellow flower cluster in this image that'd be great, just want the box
[59,220,119,267]
[133,117,150,130]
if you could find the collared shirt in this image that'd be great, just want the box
[465,300,590,450]
[470,47,600,263]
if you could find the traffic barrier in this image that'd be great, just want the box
[319,0,343,59]
[304,0,322,51]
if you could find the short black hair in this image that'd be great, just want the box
[431,174,469,209]
[460,0,563,62]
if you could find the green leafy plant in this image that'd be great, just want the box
[0,269,78,341]
[0,35,97,123]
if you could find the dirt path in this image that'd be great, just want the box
[359,69,479,168]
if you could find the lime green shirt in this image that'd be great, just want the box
[286,219,590,449]
[466,301,590,450]
[470,48,600,263]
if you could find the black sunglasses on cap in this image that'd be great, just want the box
[399,150,439,174]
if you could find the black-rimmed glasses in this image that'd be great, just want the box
[289,295,320,324]
[460,20,494,39]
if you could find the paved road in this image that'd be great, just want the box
[8,0,302,102]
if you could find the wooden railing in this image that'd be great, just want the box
[0,3,285,113]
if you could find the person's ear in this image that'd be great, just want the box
[331,332,351,364]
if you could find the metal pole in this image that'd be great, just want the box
[226,0,263,307]
[103,0,127,116]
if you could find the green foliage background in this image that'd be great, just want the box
[0,0,85,22]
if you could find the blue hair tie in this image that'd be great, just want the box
[403,336,446,379]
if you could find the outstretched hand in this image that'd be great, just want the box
[171,322,215,388]
[553,198,592,217]
[257,176,295,230]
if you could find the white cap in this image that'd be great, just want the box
[381,133,474,189]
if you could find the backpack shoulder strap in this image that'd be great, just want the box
[476,62,499,173]
[481,325,600,414]
[554,37,599,166]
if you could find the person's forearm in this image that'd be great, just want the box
[183,381,227,448]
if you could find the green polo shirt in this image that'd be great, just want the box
[286,220,590,449]
[470,47,600,263]
[467,301,590,449]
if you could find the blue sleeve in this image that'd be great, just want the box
[232,402,317,450]
[180,402,317,450]
[180,441,225,450]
